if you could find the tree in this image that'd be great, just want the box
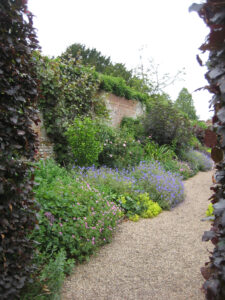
[143,98,193,152]
[62,43,134,84]
[63,43,112,73]
[133,47,185,95]
[0,0,39,298]
[174,88,198,120]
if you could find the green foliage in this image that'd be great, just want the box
[97,127,144,169]
[22,159,122,298]
[162,159,194,180]
[63,43,134,84]
[144,141,177,162]
[65,117,103,167]
[120,117,145,142]
[174,87,198,120]
[63,43,112,74]
[191,120,208,146]
[21,250,74,300]
[206,203,214,217]
[31,159,122,262]
[98,73,149,103]
[118,193,162,220]
[0,1,39,298]
[35,53,101,165]
[143,99,193,152]
[128,214,140,222]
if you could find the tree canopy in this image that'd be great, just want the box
[174,87,198,120]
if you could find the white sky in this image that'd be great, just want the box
[28,0,213,121]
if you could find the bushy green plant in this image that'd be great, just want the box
[120,117,145,139]
[97,127,144,169]
[118,193,162,220]
[162,159,194,180]
[99,73,149,102]
[65,117,103,167]
[21,250,74,300]
[144,140,177,162]
[189,120,208,147]
[206,202,214,217]
[35,53,100,165]
[143,99,193,152]
[32,159,122,263]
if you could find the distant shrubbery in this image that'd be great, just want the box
[143,99,193,152]
[180,149,213,173]
[98,73,149,102]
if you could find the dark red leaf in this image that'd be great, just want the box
[204,129,217,147]
[211,147,224,163]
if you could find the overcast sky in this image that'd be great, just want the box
[28,0,213,120]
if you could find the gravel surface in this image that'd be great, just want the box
[61,170,214,300]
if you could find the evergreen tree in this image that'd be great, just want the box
[174,88,198,120]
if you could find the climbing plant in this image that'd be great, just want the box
[191,1,225,299]
[35,53,101,165]
[0,0,39,299]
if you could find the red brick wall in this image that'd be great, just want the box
[32,112,54,159]
[102,93,145,127]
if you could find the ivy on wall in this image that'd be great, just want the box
[35,53,101,165]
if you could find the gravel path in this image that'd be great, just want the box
[61,170,214,300]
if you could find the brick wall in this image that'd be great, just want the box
[101,92,145,127]
[32,112,54,159]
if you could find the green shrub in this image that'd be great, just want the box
[206,203,214,217]
[32,159,122,264]
[120,117,145,142]
[97,127,144,169]
[36,53,100,165]
[162,159,194,180]
[118,193,162,220]
[144,141,177,162]
[98,73,149,103]
[143,99,193,152]
[21,250,74,300]
[65,117,103,167]
[129,214,140,222]
[22,159,123,299]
